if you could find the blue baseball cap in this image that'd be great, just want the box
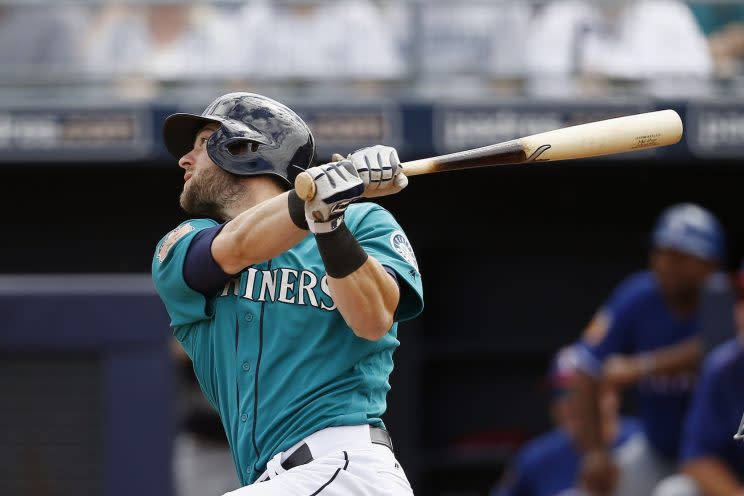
[652,203,725,263]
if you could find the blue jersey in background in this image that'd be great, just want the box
[681,338,744,480]
[578,271,699,460]
[494,419,640,496]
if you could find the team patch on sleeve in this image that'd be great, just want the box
[157,223,195,263]
[583,309,611,345]
[389,230,419,272]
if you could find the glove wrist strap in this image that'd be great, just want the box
[310,216,345,234]
[315,221,368,278]
[287,190,309,230]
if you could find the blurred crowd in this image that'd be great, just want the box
[492,204,744,496]
[4,0,744,98]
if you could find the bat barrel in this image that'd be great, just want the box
[519,109,683,162]
[400,110,683,177]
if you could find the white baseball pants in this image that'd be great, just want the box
[223,425,413,495]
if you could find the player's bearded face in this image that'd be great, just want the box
[179,126,243,219]
[180,162,242,218]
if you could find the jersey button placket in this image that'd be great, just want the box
[237,307,255,434]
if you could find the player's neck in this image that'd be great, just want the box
[221,177,285,220]
[666,294,700,318]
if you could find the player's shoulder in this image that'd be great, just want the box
[609,271,659,307]
[154,218,220,264]
[702,338,744,378]
[346,201,391,219]
[345,202,400,228]
[517,429,574,468]
[158,218,220,239]
[615,270,657,295]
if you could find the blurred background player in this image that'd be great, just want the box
[691,2,744,77]
[524,0,711,98]
[229,0,404,81]
[493,345,639,496]
[0,4,87,77]
[85,4,230,82]
[574,203,725,495]
[653,261,744,496]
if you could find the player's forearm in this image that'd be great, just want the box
[328,257,399,341]
[212,191,307,273]
[683,458,744,496]
[574,372,605,452]
[641,337,702,376]
[576,372,618,496]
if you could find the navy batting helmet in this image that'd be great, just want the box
[163,92,315,187]
[652,203,725,263]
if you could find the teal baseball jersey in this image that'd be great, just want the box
[152,202,423,485]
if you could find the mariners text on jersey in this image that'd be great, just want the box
[219,267,337,311]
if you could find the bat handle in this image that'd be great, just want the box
[294,171,317,201]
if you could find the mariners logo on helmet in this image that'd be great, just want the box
[163,92,315,187]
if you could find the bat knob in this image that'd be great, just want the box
[294,171,316,201]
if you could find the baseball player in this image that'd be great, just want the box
[653,261,744,496]
[573,203,725,495]
[151,92,423,495]
[493,345,640,496]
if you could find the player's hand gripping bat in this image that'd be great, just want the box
[294,110,683,201]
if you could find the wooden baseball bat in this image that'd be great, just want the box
[294,109,683,201]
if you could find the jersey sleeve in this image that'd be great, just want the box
[151,219,221,328]
[680,356,729,462]
[347,205,424,322]
[576,281,638,377]
[491,445,538,496]
[491,463,529,496]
